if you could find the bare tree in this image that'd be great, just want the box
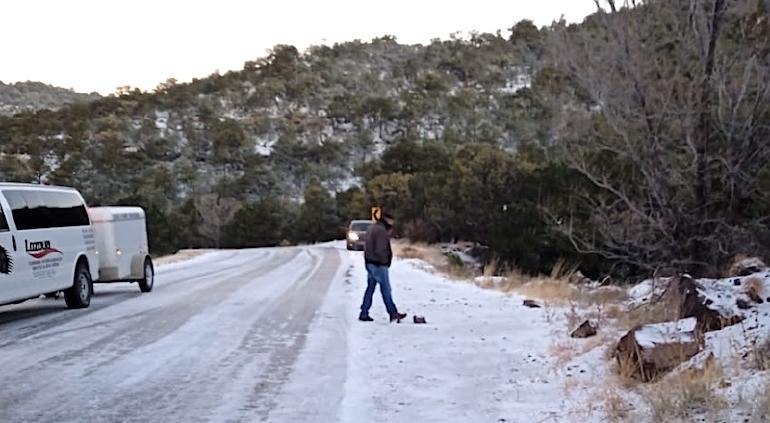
[547,0,770,276]
[195,194,242,248]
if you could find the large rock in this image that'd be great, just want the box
[675,276,745,332]
[615,317,701,382]
[570,320,597,338]
[728,256,766,277]
[522,299,542,308]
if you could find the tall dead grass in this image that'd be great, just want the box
[392,241,474,279]
[503,275,626,307]
[155,249,210,265]
[395,242,628,310]
[618,299,681,332]
[601,387,634,422]
[752,378,770,423]
[643,357,728,421]
[493,259,627,306]
[749,337,770,372]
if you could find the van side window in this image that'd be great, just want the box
[2,190,90,230]
[0,209,8,232]
[3,191,30,230]
[47,191,90,227]
[21,190,53,229]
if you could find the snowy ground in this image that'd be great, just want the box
[0,242,653,422]
[270,244,610,422]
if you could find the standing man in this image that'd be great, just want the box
[359,212,407,323]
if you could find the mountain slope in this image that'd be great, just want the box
[0,81,101,116]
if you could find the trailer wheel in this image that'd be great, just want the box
[64,262,92,309]
[138,257,154,293]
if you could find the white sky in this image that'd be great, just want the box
[0,1,595,95]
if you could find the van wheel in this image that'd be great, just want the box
[138,257,154,293]
[64,263,92,309]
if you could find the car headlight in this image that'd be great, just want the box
[348,232,359,241]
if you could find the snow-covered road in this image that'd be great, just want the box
[0,243,603,422]
[0,246,343,422]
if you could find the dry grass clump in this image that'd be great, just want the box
[613,352,643,388]
[392,241,474,280]
[155,249,210,265]
[643,357,728,421]
[745,276,766,303]
[601,387,634,422]
[483,257,500,277]
[549,339,579,368]
[395,242,629,309]
[752,378,770,423]
[496,259,627,306]
[551,333,614,371]
[475,277,498,289]
[506,275,626,307]
[392,242,442,261]
[618,301,680,332]
[617,286,681,331]
[395,244,424,260]
[749,337,770,371]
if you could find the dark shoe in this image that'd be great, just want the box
[358,315,374,322]
[390,312,407,323]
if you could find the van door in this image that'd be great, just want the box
[0,194,33,303]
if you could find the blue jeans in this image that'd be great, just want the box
[360,263,398,317]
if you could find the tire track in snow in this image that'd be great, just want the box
[0,248,305,422]
[0,250,249,347]
[35,248,301,372]
[226,247,342,422]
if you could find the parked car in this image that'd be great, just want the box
[346,220,373,251]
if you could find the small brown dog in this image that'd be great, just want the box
[413,315,427,324]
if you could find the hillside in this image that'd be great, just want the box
[0,22,554,259]
[0,26,544,199]
[0,0,769,281]
[0,81,101,116]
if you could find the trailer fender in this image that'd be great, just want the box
[130,254,147,280]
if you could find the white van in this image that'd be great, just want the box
[0,183,99,308]
[89,207,154,292]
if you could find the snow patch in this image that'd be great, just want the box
[155,110,169,130]
[634,317,697,349]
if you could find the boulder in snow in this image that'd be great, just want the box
[615,317,701,382]
[736,298,752,310]
[522,299,542,308]
[728,256,766,277]
[570,320,597,338]
[676,276,745,332]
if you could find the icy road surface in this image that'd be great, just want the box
[0,244,607,422]
[0,246,342,422]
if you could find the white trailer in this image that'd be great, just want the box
[88,207,154,292]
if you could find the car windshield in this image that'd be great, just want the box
[350,222,372,232]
